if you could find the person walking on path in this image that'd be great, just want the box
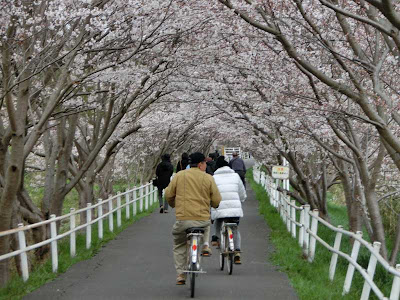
[205,155,216,175]
[211,156,247,264]
[165,152,222,285]
[156,153,174,213]
[229,151,246,187]
[176,152,189,173]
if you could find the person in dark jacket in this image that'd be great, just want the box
[156,153,174,213]
[176,152,189,173]
[228,152,246,187]
[205,155,217,175]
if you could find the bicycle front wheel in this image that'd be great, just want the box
[190,262,196,298]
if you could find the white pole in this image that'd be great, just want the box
[139,186,144,213]
[361,242,382,300]
[17,224,29,282]
[108,199,114,232]
[132,189,137,216]
[308,209,319,263]
[86,203,92,249]
[291,200,296,238]
[299,208,305,247]
[286,195,291,232]
[98,199,103,240]
[117,193,121,227]
[329,225,343,281]
[126,192,130,219]
[50,214,58,273]
[70,208,76,257]
[145,184,149,211]
[343,231,363,295]
[303,205,311,257]
[390,264,400,300]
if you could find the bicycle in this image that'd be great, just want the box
[184,227,206,298]
[219,220,239,275]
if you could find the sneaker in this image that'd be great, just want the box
[234,252,241,264]
[164,209,168,213]
[176,274,186,285]
[201,245,212,257]
[159,206,164,213]
[211,236,219,247]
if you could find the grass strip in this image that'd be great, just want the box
[0,202,156,300]
[248,170,367,300]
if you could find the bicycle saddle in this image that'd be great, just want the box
[186,227,205,234]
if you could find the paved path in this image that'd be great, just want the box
[25,165,298,299]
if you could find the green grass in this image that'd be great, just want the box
[0,201,156,300]
[247,169,387,300]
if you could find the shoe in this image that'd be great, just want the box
[201,245,212,257]
[211,236,219,247]
[234,252,241,264]
[164,209,168,213]
[176,274,186,285]
[159,206,164,213]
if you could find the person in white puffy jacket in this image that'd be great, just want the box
[211,156,247,264]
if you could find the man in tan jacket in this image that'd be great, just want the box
[165,152,221,285]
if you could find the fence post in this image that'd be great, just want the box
[17,224,29,282]
[139,186,144,212]
[70,208,76,257]
[133,189,137,216]
[145,184,149,211]
[108,199,114,232]
[291,200,296,238]
[152,185,155,205]
[361,241,382,300]
[329,225,343,281]
[308,209,319,263]
[98,199,103,240]
[126,192,130,219]
[86,203,92,249]
[117,193,122,227]
[390,264,400,300]
[343,231,363,295]
[50,214,58,273]
[286,195,291,232]
[303,205,311,257]
[299,207,305,247]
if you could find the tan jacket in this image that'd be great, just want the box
[165,167,222,220]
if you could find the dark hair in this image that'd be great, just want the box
[189,152,206,166]
[181,152,189,160]
[216,156,229,169]
[161,153,170,161]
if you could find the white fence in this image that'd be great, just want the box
[253,167,400,300]
[0,182,157,282]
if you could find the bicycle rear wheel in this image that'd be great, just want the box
[226,231,233,275]
[190,262,196,298]
[219,251,225,270]
[227,252,233,275]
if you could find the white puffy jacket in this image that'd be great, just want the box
[211,166,247,220]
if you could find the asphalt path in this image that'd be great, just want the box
[25,160,298,300]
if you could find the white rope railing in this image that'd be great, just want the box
[253,167,400,300]
[0,182,158,282]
